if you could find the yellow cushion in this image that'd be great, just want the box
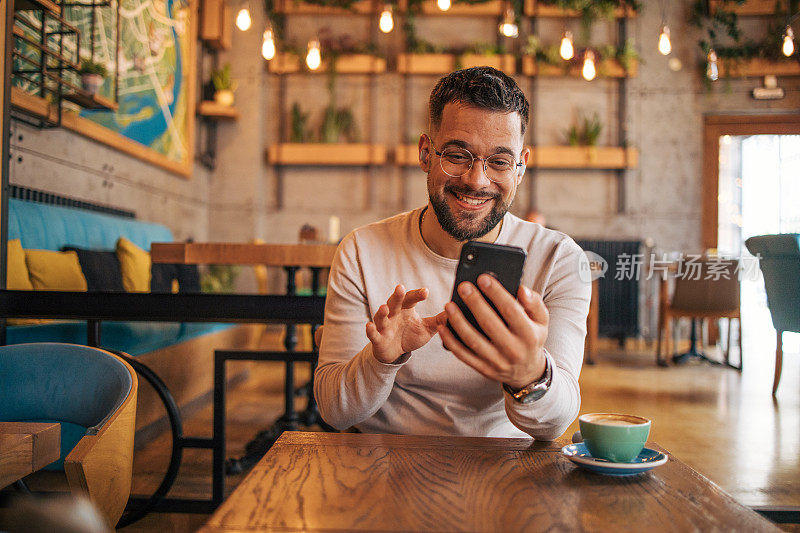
[25,249,88,291]
[116,237,151,292]
[7,239,33,290]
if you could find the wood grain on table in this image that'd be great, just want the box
[200,431,778,532]
[0,422,60,488]
[150,243,338,267]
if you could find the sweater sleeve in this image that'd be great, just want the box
[313,233,407,430]
[503,238,591,440]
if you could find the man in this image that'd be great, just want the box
[314,67,590,440]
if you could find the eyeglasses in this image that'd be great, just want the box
[426,135,524,184]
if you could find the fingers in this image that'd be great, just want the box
[373,304,390,331]
[402,288,429,309]
[517,283,549,326]
[386,285,405,317]
[455,281,520,357]
[471,275,534,334]
[443,301,507,371]
[437,321,498,379]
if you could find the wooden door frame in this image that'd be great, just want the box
[702,113,800,250]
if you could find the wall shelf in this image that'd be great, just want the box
[62,91,118,111]
[267,53,386,74]
[522,56,637,78]
[275,0,373,15]
[708,0,780,15]
[397,53,454,74]
[528,146,638,169]
[414,0,504,15]
[267,143,387,165]
[197,101,239,120]
[717,58,800,78]
[14,0,60,15]
[524,0,636,17]
[200,0,232,50]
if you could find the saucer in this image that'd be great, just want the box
[561,443,668,476]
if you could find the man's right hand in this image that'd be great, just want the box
[366,284,446,364]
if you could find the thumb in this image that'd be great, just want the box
[518,285,549,325]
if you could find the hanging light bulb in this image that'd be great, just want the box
[437,0,450,11]
[559,30,574,60]
[498,9,518,38]
[262,28,275,60]
[582,50,596,81]
[707,48,719,81]
[379,4,394,33]
[235,4,252,31]
[658,25,672,56]
[306,39,321,70]
[783,26,794,57]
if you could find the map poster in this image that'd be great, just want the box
[66,0,196,176]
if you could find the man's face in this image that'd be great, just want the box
[424,102,527,242]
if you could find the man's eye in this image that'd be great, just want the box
[489,159,512,169]
[446,154,470,163]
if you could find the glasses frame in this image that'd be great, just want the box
[425,134,525,184]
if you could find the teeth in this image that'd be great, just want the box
[454,192,488,206]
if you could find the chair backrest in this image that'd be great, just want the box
[670,259,740,314]
[0,343,137,528]
[745,234,800,334]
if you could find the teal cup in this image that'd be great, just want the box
[578,413,651,463]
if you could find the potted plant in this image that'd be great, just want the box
[79,58,108,95]
[211,63,237,106]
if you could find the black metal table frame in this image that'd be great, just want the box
[0,289,326,526]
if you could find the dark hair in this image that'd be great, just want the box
[428,66,529,135]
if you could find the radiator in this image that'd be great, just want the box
[575,239,641,342]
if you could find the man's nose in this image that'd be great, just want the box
[460,159,492,189]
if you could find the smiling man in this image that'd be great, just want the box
[314,67,591,440]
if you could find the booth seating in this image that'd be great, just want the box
[3,198,261,453]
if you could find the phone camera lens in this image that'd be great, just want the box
[465,253,475,265]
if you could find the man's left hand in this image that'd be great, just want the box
[437,273,549,389]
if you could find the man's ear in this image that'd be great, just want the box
[418,135,431,171]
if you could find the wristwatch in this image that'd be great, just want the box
[503,355,552,404]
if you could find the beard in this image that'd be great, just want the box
[428,181,511,241]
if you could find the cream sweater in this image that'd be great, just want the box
[314,207,591,440]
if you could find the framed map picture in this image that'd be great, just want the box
[7,0,198,177]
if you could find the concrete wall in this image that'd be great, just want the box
[8,0,799,254]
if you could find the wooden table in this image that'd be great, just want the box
[0,422,60,489]
[150,242,338,267]
[199,431,779,532]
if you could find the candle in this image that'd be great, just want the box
[328,216,340,244]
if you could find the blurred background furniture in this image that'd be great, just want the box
[745,234,800,396]
[0,421,60,489]
[656,259,741,368]
[0,343,137,528]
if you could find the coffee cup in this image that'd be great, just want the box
[578,413,651,463]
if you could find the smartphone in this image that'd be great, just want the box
[448,241,527,342]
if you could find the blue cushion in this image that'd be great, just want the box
[8,198,173,251]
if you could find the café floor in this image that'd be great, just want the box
[120,325,800,532]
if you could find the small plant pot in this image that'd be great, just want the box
[81,73,104,95]
[214,89,235,107]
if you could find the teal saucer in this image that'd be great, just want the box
[562,442,668,476]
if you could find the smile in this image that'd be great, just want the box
[452,191,492,207]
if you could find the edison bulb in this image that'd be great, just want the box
[379,5,393,33]
[498,10,518,38]
[706,49,718,81]
[658,25,671,56]
[582,50,596,81]
[235,7,251,31]
[306,39,321,70]
[783,27,794,57]
[559,31,574,60]
[437,0,450,11]
[262,29,275,60]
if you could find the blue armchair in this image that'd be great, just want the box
[0,343,137,527]
[744,234,800,396]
